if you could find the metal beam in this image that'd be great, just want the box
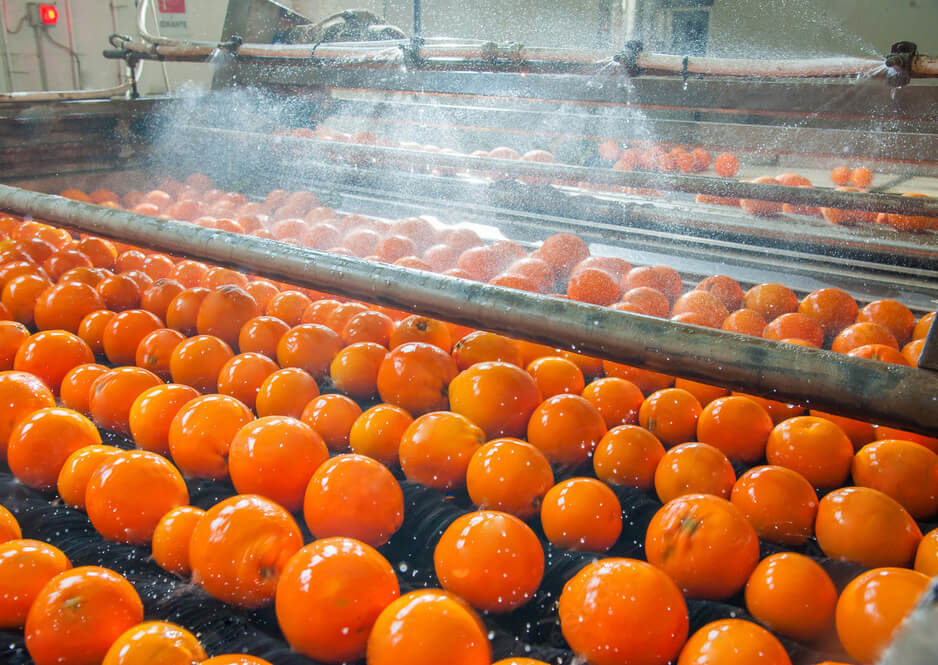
[1,183,937,435]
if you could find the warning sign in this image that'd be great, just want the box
[158,0,185,13]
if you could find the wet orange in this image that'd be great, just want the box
[265,290,311,326]
[76,309,116,356]
[617,286,671,317]
[7,407,101,490]
[0,539,71,629]
[196,285,260,349]
[856,299,916,344]
[216,352,279,410]
[398,411,484,489]
[96,273,141,311]
[765,415,853,489]
[88,366,162,434]
[390,315,453,352]
[165,286,209,336]
[341,310,395,347]
[655,442,736,503]
[134,327,184,380]
[238,315,290,359]
[831,321,898,353]
[56,444,122,510]
[526,355,584,398]
[277,323,343,380]
[169,334,234,393]
[721,308,767,336]
[730,465,818,546]
[0,320,28,370]
[696,274,745,311]
[0,371,56,458]
[678,619,790,665]
[638,388,702,447]
[696,395,773,462]
[255,367,320,418]
[852,439,938,519]
[128,383,200,456]
[151,505,204,576]
[101,621,206,665]
[377,342,459,416]
[101,309,162,366]
[329,342,387,400]
[14,330,93,394]
[348,403,413,467]
[798,287,859,337]
[140,278,184,321]
[743,283,799,321]
[168,393,253,480]
[527,394,607,467]
[581,376,645,427]
[541,478,622,553]
[33,281,105,333]
[466,438,553,519]
[621,265,683,303]
[300,393,362,452]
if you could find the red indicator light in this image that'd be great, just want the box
[39,4,58,25]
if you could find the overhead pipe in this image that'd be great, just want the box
[194,127,938,218]
[0,183,936,435]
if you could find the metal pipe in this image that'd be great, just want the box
[198,128,938,218]
[413,0,421,38]
[62,0,80,89]
[0,183,936,435]
[0,81,132,102]
[32,26,48,91]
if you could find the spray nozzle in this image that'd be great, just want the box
[885,41,916,89]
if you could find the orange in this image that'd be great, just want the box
[856,299,916,344]
[799,288,859,337]
[593,424,664,490]
[277,323,343,380]
[165,286,209,335]
[739,176,784,216]
[618,286,671,317]
[566,267,620,305]
[763,312,825,347]
[377,342,459,416]
[0,539,71,629]
[189,494,302,608]
[830,166,852,185]
[831,321,898,353]
[151,505,204,576]
[835,567,929,664]
[765,415,853,488]
[810,410,875,450]
[541,477,622,552]
[228,415,328,511]
[196,285,260,348]
[265,290,311,326]
[169,334,234,393]
[14,330,94,394]
[303,454,404,546]
[168,394,253,480]
[527,393,607,467]
[390,315,453,352]
[670,290,729,327]
[24,566,143,665]
[366,589,490,665]
[645,494,760,600]
[76,236,117,269]
[101,309,162,366]
[170,260,208,288]
[33,281,105,333]
[601,360,674,394]
[745,552,837,642]
[7,407,101,490]
[465,438,553,518]
[559,558,688,665]
[722,308,767,336]
[730,465,818,545]
[581,376,644,428]
[96,273,141,311]
[255,367,319,418]
[128,383,199,455]
[238,315,290,359]
[696,274,744,311]
[535,233,590,279]
[134,327,183,380]
[276,537,399,663]
[678,619,790,665]
[913,311,935,340]
[56,444,121,509]
[744,283,799,321]
[816,487,921,567]
[0,505,20,543]
[902,338,924,364]
[852,439,938,519]
[87,366,161,434]
[348,403,413,467]
[0,370,56,458]
[398,411,484,489]
[914,528,938,576]
[140,278,184,321]
[101,621,206,665]
[216,352,279,410]
[203,266,248,290]
[873,425,938,453]
[76,309,115,356]
[324,302,371,335]
[638,387,702,447]
[329,341,387,400]
[0,320,29,370]
[2,273,52,327]
[526,355,585,398]
[621,265,682,303]
[655,441,736,503]
[86,449,188,544]
[300,393,362,452]
[696,395,773,462]
[713,152,739,177]
[434,510,544,612]
[341,310,394,347]
[735,392,806,424]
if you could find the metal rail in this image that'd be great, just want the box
[1,183,936,435]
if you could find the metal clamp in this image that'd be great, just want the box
[399,36,424,68]
[614,40,643,76]
[885,41,917,89]
[220,34,243,55]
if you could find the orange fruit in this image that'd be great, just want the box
[24,566,143,665]
[398,411,484,489]
[593,424,664,490]
[329,341,387,400]
[151,504,204,576]
[713,152,739,176]
[134,327,184,380]
[730,465,818,546]
[76,309,115,356]
[189,494,302,608]
[341,310,394,347]
[678,619,790,665]
[228,415,328,512]
[696,395,773,462]
[14,329,94,394]
[56,444,122,509]
[203,656,274,665]
[0,505,20,543]
[101,309,162,366]
[638,388,702,447]
[127,383,199,455]
[196,285,260,349]
[390,315,453,352]
[168,394,253,480]
[238,315,290,359]
[0,539,71,629]
[255,367,320,418]
[567,267,620,305]
[873,425,938,453]
[914,528,938,576]
[169,334,234,393]
[721,308,767,336]
[348,403,413,467]
[618,286,671,317]
[856,299,916,344]
[33,281,105,333]
[541,477,622,552]
[830,166,852,185]
[816,487,921,567]
[7,407,101,490]
[303,454,404,546]
[265,290,311,326]
[655,441,736,503]
[527,393,606,467]
[763,312,825,347]
[581,376,644,428]
[526,355,585,398]
[744,283,799,321]
[913,311,935,340]
[645,494,760,600]
[852,439,938,519]
[0,320,29,370]
[449,361,542,438]
[377,342,459,416]
[101,621,206,665]
[140,278,184,321]
[831,321,898,353]
[165,286,209,335]
[300,393,362,452]
[601,360,674,394]
[216,352,279,410]
[835,567,929,664]
[559,558,688,665]
[810,410,875,450]
[0,370,56,458]
[696,275,744,311]
[88,366,161,434]
[765,415,853,489]
[466,438,553,518]
[275,537,400,663]
[798,288,859,337]
[745,552,836,642]
[535,233,590,279]
[366,589,491,665]
[670,290,729,327]
[434,510,544,612]
[96,273,141,311]
[277,323,343,380]
[86,449,188,544]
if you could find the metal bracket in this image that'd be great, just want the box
[220,34,243,55]
[614,40,643,76]
[400,36,424,69]
[478,42,524,69]
[885,41,917,89]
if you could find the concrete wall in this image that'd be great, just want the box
[0,0,936,94]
